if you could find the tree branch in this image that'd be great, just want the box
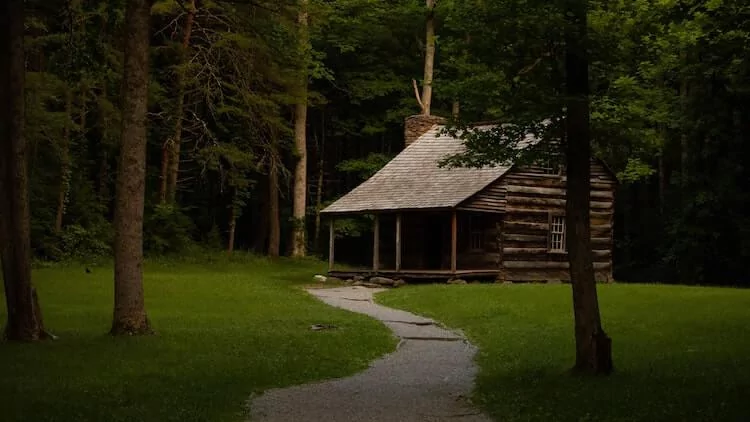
[412,79,425,112]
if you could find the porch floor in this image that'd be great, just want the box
[328,269,500,281]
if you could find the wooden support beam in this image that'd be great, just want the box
[451,211,457,273]
[395,213,402,271]
[373,214,380,271]
[328,218,335,272]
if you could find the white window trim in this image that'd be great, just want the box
[549,214,566,253]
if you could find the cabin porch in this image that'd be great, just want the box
[327,210,502,280]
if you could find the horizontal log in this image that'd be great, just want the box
[507,185,566,196]
[504,261,612,270]
[467,198,506,206]
[458,207,504,214]
[504,248,549,254]
[508,196,566,206]
[591,224,613,236]
[561,176,616,185]
[505,185,612,200]
[504,207,552,215]
[592,250,612,258]
[503,234,548,242]
[503,177,565,188]
[505,221,549,231]
[507,196,613,210]
[592,236,612,243]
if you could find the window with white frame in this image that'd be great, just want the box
[549,215,566,252]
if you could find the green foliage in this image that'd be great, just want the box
[617,158,656,183]
[143,204,196,256]
[336,153,393,180]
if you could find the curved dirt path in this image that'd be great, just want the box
[248,286,492,422]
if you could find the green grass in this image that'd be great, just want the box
[377,283,750,422]
[0,257,396,422]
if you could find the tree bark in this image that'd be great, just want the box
[564,0,613,375]
[268,157,281,258]
[679,56,688,190]
[227,203,236,255]
[313,110,326,251]
[291,0,309,258]
[0,0,48,341]
[420,0,436,115]
[111,0,153,336]
[163,0,196,204]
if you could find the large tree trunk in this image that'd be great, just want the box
[268,157,281,258]
[162,0,196,204]
[420,0,436,115]
[291,0,309,258]
[564,0,613,375]
[227,203,236,255]
[111,0,153,336]
[0,0,48,342]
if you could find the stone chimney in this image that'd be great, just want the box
[404,114,446,147]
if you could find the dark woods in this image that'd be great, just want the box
[9,0,750,288]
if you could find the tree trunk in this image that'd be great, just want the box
[658,154,665,215]
[679,60,688,190]
[0,0,48,341]
[251,177,270,253]
[420,0,436,115]
[164,0,196,204]
[227,204,236,255]
[564,0,613,375]
[291,0,309,258]
[314,156,324,253]
[268,157,281,258]
[314,110,326,251]
[55,88,74,233]
[111,0,153,336]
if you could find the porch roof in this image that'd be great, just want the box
[322,125,536,215]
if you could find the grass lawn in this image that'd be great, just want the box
[0,256,396,422]
[377,283,750,422]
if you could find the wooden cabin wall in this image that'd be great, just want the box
[459,183,507,213]
[498,160,615,282]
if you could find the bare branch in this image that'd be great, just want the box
[412,79,425,112]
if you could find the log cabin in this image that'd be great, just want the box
[321,114,617,283]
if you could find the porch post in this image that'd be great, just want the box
[395,213,402,271]
[328,218,335,272]
[451,210,457,273]
[373,214,380,271]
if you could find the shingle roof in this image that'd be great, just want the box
[322,124,529,214]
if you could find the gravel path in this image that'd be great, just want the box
[248,286,492,422]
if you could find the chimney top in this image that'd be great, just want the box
[404,114,446,147]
